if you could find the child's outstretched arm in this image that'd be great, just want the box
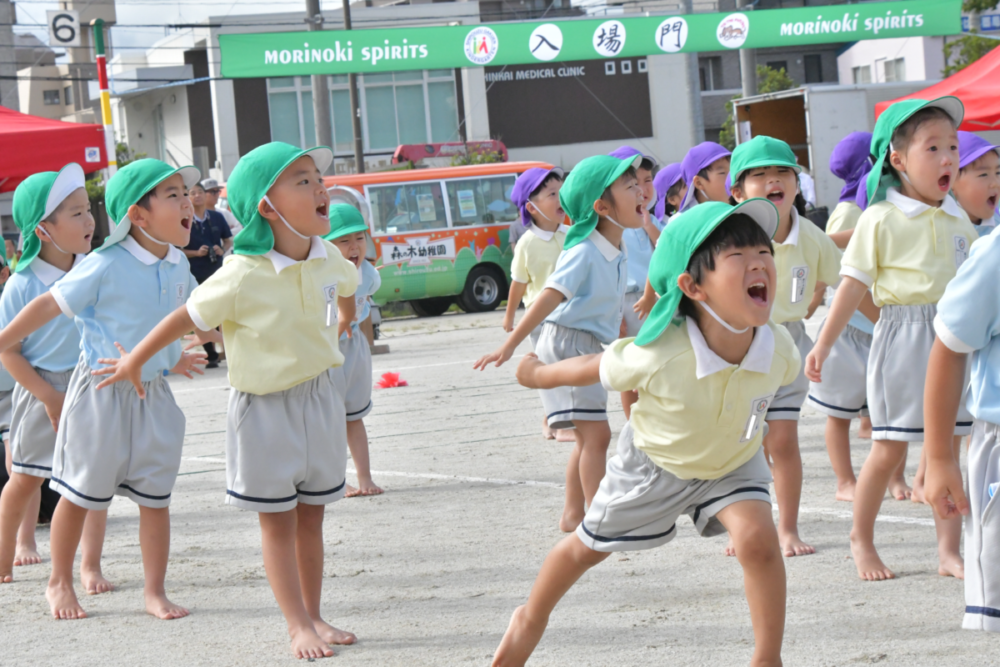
[474,287,564,370]
[336,294,356,340]
[858,289,880,325]
[516,352,602,389]
[502,281,528,333]
[923,338,970,520]
[0,345,64,431]
[633,278,658,320]
[0,293,61,354]
[804,276,867,382]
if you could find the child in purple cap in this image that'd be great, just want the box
[953,131,1000,237]
[653,162,685,222]
[504,167,567,439]
[677,141,732,214]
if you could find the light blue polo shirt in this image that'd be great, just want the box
[935,230,1000,424]
[341,260,382,340]
[621,223,662,293]
[0,255,85,372]
[544,229,627,344]
[50,235,199,382]
[0,362,14,392]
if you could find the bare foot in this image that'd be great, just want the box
[345,479,383,498]
[0,571,12,583]
[290,625,335,660]
[13,544,42,567]
[835,481,857,502]
[46,581,87,619]
[888,478,912,501]
[144,592,190,620]
[554,430,575,443]
[779,531,816,557]
[81,567,115,595]
[858,422,872,439]
[723,537,737,557]
[558,507,584,533]
[313,618,357,645]
[938,553,965,579]
[493,605,546,667]
[911,479,927,505]
[851,537,895,581]
[542,419,554,440]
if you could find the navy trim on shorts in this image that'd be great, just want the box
[50,477,115,504]
[806,395,866,413]
[12,461,52,472]
[872,426,923,434]
[347,401,372,418]
[957,421,973,427]
[298,480,346,497]
[766,407,800,413]
[966,606,1000,618]
[118,484,171,501]
[579,520,676,543]
[691,486,771,526]
[226,489,300,504]
[547,408,607,419]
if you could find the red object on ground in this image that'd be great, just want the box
[874,45,1000,131]
[375,372,408,388]
[0,106,108,193]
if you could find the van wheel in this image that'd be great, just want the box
[457,265,505,313]
[410,297,453,317]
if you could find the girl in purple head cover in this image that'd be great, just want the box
[952,131,1000,236]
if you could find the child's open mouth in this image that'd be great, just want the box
[766,190,785,205]
[747,281,768,306]
[349,254,361,267]
[988,194,998,209]
[181,216,192,231]
[938,175,951,191]
[317,203,329,218]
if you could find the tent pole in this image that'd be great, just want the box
[92,19,117,178]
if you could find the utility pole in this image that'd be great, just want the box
[93,19,116,177]
[342,0,365,173]
[738,0,757,99]
[305,0,333,172]
[0,0,18,110]
[682,0,705,144]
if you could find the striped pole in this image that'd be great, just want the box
[92,19,116,177]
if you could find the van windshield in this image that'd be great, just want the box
[369,181,448,234]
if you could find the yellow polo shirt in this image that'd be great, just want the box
[771,210,843,324]
[826,201,862,235]
[187,236,359,395]
[841,189,978,306]
[600,318,800,480]
[510,224,567,307]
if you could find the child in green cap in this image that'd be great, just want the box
[324,202,383,497]
[805,97,978,582]
[0,164,112,594]
[728,135,842,559]
[95,142,360,660]
[0,158,207,620]
[492,200,797,667]
[475,154,644,533]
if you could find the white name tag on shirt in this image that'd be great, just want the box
[174,282,186,307]
[323,284,338,328]
[790,266,809,304]
[741,394,773,443]
[954,235,969,269]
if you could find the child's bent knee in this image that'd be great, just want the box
[567,537,610,567]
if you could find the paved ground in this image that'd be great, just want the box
[2,308,997,666]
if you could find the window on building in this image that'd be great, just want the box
[63,85,73,106]
[43,90,61,105]
[368,181,448,234]
[852,65,872,84]
[267,71,459,155]
[804,54,823,83]
[766,60,788,75]
[884,58,906,82]
[445,176,519,227]
[698,56,723,91]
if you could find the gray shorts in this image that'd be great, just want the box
[226,368,348,513]
[807,322,872,420]
[535,322,607,430]
[577,423,773,552]
[9,367,74,479]
[0,389,11,441]
[964,419,1000,632]
[767,320,812,422]
[51,359,185,511]
[340,331,373,421]
[869,304,972,442]
[622,290,643,338]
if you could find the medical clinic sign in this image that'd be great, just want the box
[218,0,959,78]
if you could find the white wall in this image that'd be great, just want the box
[113,86,194,167]
[837,36,945,84]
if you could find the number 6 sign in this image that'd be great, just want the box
[47,10,81,48]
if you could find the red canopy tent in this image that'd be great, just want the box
[0,106,108,193]
[875,45,1000,130]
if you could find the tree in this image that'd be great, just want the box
[85,142,147,199]
[719,65,796,149]
[943,0,1000,76]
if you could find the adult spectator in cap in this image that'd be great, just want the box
[181,182,233,368]
[200,178,243,250]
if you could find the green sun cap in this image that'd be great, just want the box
[729,136,802,185]
[634,198,779,346]
[11,163,87,273]
[101,159,201,251]
[865,96,964,207]
[560,154,642,251]
[323,203,369,241]
[227,142,334,256]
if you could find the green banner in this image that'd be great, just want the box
[219,0,960,78]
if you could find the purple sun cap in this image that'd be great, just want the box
[608,145,657,169]
[855,165,872,211]
[511,166,565,227]
[830,132,873,204]
[959,131,1000,170]
[679,141,731,212]
[653,163,682,221]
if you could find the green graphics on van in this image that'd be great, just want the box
[219,0,959,78]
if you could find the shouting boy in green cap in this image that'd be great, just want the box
[0,164,112,593]
[475,154,645,533]
[492,200,798,667]
[94,142,359,660]
[0,158,208,620]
